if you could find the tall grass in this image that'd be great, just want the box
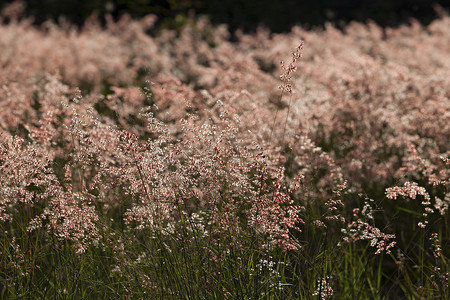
[0,2,449,298]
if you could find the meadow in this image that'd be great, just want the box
[0,3,449,299]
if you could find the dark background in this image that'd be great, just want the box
[1,0,450,32]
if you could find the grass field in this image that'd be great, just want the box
[0,3,449,299]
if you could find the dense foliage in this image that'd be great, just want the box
[0,2,449,298]
[1,0,449,31]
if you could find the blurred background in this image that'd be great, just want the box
[1,0,450,32]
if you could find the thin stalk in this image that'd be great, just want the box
[282,93,294,145]
[269,90,285,145]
